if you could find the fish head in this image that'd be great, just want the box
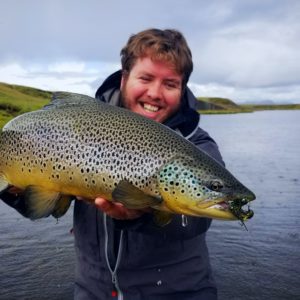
[157,155,255,221]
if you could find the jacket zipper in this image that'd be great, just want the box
[103,213,124,300]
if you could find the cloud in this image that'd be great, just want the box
[0,61,120,96]
[188,82,300,103]
[191,10,300,88]
[0,0,299,103]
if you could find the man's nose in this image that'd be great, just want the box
[147,82,162,100]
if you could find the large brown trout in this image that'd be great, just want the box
[0,92,255,224]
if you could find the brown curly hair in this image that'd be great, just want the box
[120,28,193,87]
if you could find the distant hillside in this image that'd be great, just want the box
[196,97,252,114]
[1,83,299,129]
[196,97,300,113]
[0,82,51,128]
[240,103,300,111]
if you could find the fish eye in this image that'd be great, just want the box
[210,180,224,192]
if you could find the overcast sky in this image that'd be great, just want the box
[0,0,299,103]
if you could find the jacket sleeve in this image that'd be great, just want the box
[188,127,225,166]
[0,191,29,218]
[113,213,212,240]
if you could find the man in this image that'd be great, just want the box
[75,29,224,300]
[2,29,224,299]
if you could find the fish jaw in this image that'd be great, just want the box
[159,192,254,221]
[191,197,255,221]
[157,155,256,221]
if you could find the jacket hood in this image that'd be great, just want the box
[95,70,200,138]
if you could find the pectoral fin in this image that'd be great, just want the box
[112,180,162,209]
[52,195,73,218]
[24,186,60,220]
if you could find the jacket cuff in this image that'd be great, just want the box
[0,191,28,218]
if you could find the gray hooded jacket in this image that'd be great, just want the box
[73,71,224,300]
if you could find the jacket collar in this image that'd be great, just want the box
[95,70,200,138]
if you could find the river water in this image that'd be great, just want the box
[0,110,299,300]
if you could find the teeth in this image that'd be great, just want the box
[210,202,229,210]
[143,103,159,112]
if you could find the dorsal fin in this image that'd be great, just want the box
[43,92,98,110]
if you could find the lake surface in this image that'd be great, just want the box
[0,110,299,300]
[202,111,300,300]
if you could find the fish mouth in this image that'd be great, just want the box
[207,198,254,221]
[169,197,255,221]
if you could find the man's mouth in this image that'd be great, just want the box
[142,103,160,112]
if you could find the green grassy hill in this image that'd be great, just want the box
[1,83,299,128]
[0,82,51,128]
[196,97,253,114]
[196,97,300,114]
[240,103,300,110]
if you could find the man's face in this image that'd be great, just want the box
[120,57,183,123]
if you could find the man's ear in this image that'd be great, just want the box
[120,71,128,90]
[120,76,125,90]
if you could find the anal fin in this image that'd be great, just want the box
[24,186,60,220]
[112,180,162,209]
[153,211,173,227]
[52,195,73,218]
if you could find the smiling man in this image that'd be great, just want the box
[75,29,224,300]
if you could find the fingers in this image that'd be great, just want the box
[94,197,144,220]
[7,186,24,196]
[76,196,147,220]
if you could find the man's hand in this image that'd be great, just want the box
[76,196,149,220]
[94,197,145,220]
[6,186,24,196]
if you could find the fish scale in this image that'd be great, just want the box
[0,92,255,223]
[1,100,181,196]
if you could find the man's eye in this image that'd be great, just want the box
[165,82,178,89]
[140,77,151,82]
